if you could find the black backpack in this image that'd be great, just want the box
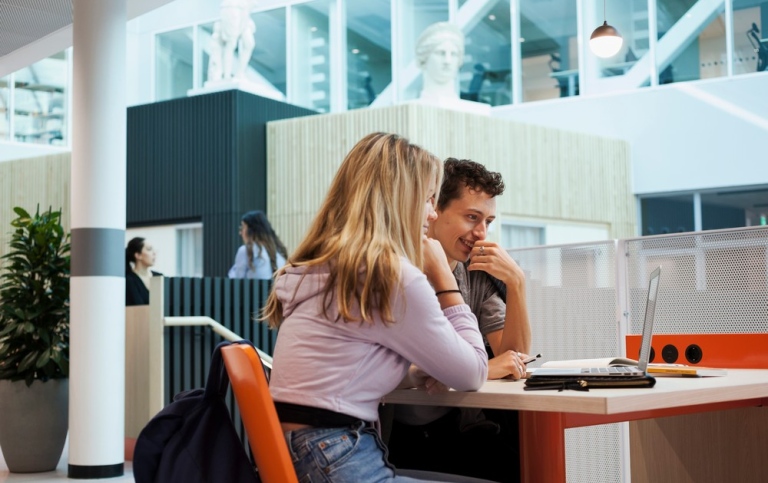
[133,341,260,483]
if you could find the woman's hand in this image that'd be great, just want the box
[488,350,529,380]
[400,364,450,395]
[421,236,454,288]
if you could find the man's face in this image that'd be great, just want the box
[429,185,496,264]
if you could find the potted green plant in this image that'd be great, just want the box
[0,206,70,473]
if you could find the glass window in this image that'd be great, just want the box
[199,22,215,88]
[641,195,695,236]
[656,0,727,84]
[461,0,512,107]
[593,1,650,83]
[502,220,608,247]
[13,51,67,145]
[155,27,194,102]
[290,1,331,112]
[398,0,449,101]
[249,8,288,97]
[700,188,768,229]
[501,223,545,248]
[177,224,203,277]
[0,75,9,141]
[732,0,768,75]
[346,1,392,109]
[520,0,578,102]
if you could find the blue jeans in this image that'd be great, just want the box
[284,422,448,482]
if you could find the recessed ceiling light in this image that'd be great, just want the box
[488,14,496,21]
[351,49,360,54]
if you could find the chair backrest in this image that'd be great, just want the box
[221,344,299,483]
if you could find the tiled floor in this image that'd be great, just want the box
[0,439,134,482]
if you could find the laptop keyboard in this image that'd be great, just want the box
[581,366,639,374]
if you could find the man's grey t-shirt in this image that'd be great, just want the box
[454,262,505,347]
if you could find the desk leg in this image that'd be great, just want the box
[519,411,566,483]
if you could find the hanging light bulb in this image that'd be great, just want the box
[590,1,623,58]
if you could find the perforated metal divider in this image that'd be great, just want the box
[623,227,768,336]
[508,226,768,482]
[510,241,627,483]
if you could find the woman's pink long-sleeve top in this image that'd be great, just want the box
[269,258,488,422]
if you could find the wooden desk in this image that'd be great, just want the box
[385,369,768,483]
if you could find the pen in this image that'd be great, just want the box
[522,353,542,365]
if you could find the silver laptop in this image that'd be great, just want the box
[531,266,661,379]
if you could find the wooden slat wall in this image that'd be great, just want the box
[0,153,71,264]
[267,104,635,253]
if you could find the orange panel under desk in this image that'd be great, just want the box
[626,333,768,369]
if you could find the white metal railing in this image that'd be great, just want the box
[163,315,273,369]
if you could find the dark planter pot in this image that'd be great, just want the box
[0,378,68,473]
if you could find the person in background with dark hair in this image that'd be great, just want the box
[126,237,162,306]
[387,158,531,483]
[228,210,288,280]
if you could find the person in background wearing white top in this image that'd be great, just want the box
[228,210,287,279]
[262,132,488,482]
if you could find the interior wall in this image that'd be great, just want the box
[267,103,635,253]
[0,153,70,265]
[492,73,768,195]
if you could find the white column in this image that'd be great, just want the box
[510,0,522,104]
[647,0,659,87]
[724,0,734,77]
[329,0,347,112]
[693,192,703,232]
[69,0,127,478]
[390,0,403,105]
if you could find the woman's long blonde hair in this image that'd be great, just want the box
[263,132,442,328]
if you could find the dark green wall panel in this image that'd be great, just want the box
[127,91,315,276]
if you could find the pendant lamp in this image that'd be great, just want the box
[590,0,623,58]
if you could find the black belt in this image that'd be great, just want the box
[275,402,365,428]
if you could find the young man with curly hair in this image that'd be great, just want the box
[387,158,531,483]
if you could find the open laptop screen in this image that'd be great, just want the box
[637,266,661,372]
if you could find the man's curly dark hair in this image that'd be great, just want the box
[437,158,505,210]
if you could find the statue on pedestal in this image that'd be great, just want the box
[207,0,256,82]
[415,22,464,102]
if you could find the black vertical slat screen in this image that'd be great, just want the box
[162,277,274,406]
[127,91,316,277]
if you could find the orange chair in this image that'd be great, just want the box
[221,343,299,483]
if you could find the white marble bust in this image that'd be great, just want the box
[415,22,465,102]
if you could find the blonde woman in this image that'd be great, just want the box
[263,132,488,482]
